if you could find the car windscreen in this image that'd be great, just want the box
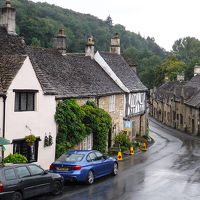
[57,154,84,162]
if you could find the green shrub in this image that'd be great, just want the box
[114,133,130,147]
[3,153,28,164]
[25,134,36,143]
[120,146,129,151]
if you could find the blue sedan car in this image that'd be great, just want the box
[49,150,118,184]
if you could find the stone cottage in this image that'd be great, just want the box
[150,67,200,136]
[0,1,148,168]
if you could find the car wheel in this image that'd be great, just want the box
[52,181,63,195]
[86,170,94,185]
[112,162,118,176]
[11,191,22,200]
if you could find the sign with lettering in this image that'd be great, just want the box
[124,120,132,132]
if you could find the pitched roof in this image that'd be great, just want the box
[99,52,147,92]
[0,55,26,94]
[0,27,26,55]
[185,91,200,107]
[158,81,185,92]
[121,54,137,68]
[26,47,123,98]
[185,74,200,89]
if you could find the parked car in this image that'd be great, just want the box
[0,163,64,200]
[49,150,118,185]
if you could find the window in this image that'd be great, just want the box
[109,95,115,112]
[95,151,103,160]
[88,152,97,162]
[14,90,37,112]
[180,114,183,125]
[57,154,84,162]
[83,138,87,150]
[87,155,92,162]
[16,166,30,178]
[13,139,39,162]
[5,169,17,180]
[87,134,92,150]
[28,165,44,176]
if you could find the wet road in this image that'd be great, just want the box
[33,117,200,200]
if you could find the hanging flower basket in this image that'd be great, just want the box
[25,134,36,146]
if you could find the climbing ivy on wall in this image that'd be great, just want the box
[82,101,112,153]
[55,99,112,157]
[55,99,87,157]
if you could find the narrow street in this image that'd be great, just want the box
[33,117,200,200]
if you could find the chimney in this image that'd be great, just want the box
[194,64,200,76]
[0,0,16,34]
[177,72,184,81]
[110,33,120,55]
[53,29,66,55]
[164,76,169,83]
[85,36,94,59]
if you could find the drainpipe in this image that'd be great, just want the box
[1,93,7,159]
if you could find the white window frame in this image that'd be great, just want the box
[109,95,115,112]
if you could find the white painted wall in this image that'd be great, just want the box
[4,57,56,169]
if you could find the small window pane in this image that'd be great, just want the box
[87,155,92,162]
[20,93,27,111]
[95,151,103,160]
[5,169,16,180]
[15,93,20,111]
[29,165,43,175]
[16,166,30,178]
[27,93,34,111]
[89,153,97,161]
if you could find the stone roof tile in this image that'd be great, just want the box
[99,52,147,92]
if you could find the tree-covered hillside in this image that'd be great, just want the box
[0,0,169,88]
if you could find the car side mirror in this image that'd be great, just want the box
[103,155,109,160]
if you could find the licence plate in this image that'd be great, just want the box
[58,167,69,171]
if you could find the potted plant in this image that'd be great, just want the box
[25,134,36,146]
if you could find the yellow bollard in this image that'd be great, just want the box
[117,151,122,160]
[130,146,134,155]
[142,143,147,151]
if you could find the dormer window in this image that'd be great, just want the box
[14,90,38,112]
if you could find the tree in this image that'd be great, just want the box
[185,57,200,80]
[172,37,200,64]
[154,65,166,87]
[162,55,186,81]
[154,55,186,87]
[105,15,113,27]
[31,37,41,47]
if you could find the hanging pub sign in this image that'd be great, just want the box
[124,120,132,132]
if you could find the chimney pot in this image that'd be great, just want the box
[85,36,94,58]
[59,29,64,36]
[53,29,66,55]
[0,0,16,34]
[6,0,11,8]
[110,33,120,55]
[115,33,119,38]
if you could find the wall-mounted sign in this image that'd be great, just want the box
[124,120,132,132]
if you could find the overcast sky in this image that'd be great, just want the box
[31,0,200,51]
